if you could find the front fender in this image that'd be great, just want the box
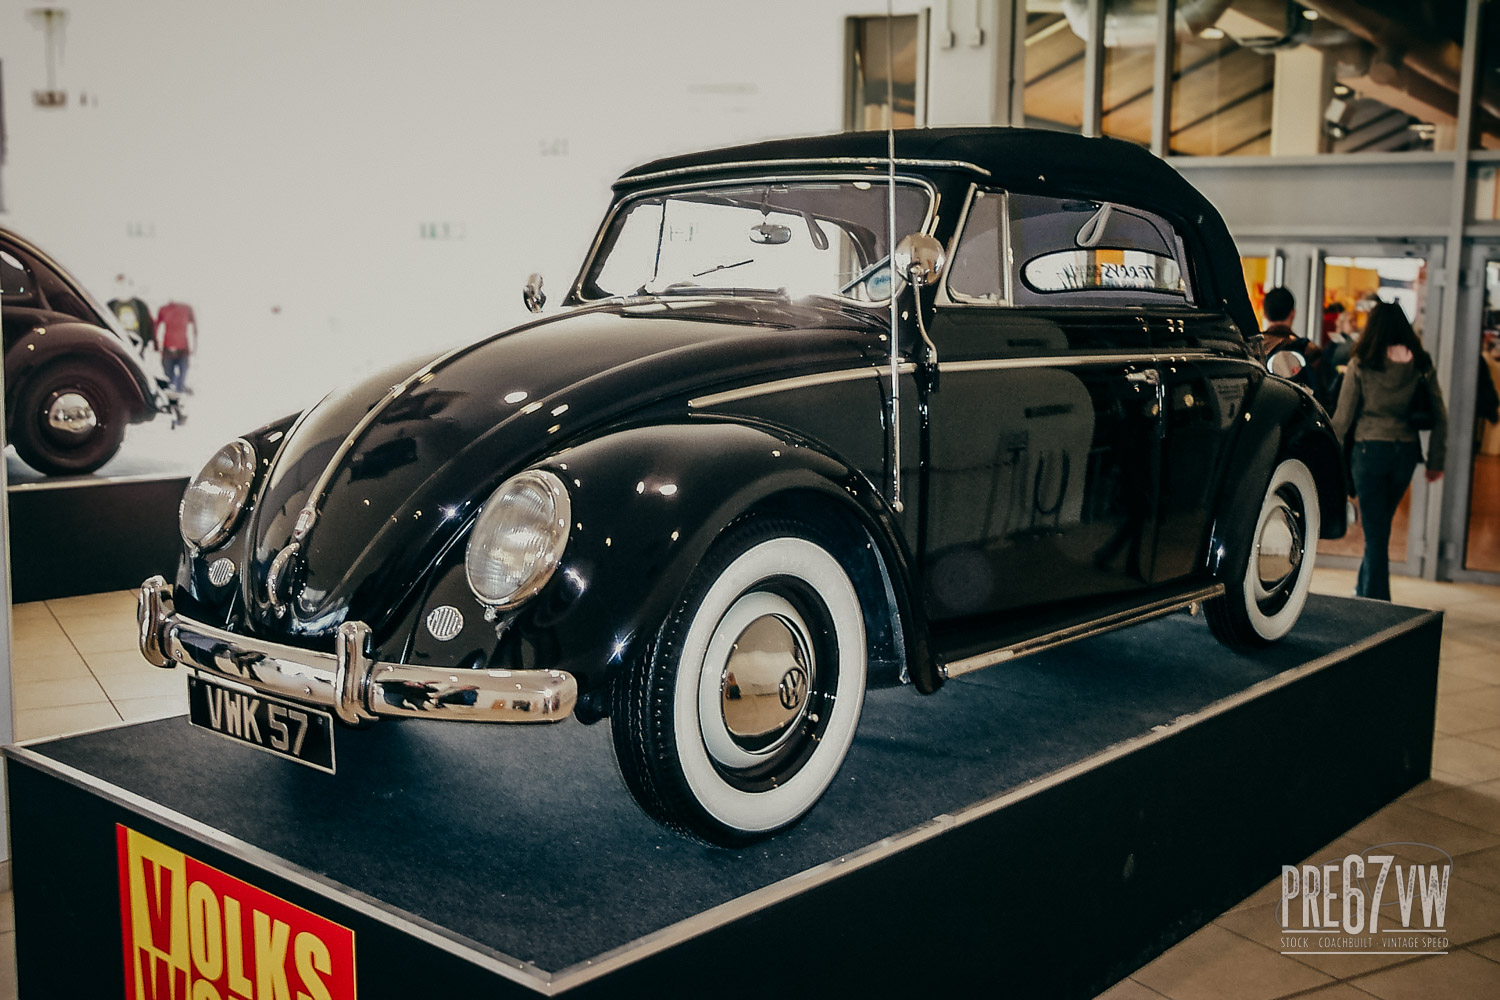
[400,418,930,712]
[546,419,911,692]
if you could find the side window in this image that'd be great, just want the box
[1009,193,1192,307]
[947,188,1006,303]
[1,249,35,299]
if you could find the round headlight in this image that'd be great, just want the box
[465,469,571,609]
[180,439,257,550]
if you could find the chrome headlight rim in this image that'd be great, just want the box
[464,469,572,610]
[179,438,257,552]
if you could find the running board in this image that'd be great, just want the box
[941,584,1226,680]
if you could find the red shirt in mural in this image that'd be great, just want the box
[155,301,197,352]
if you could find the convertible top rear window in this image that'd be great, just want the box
[1011,194,1190,305]
[947,188,1193,307]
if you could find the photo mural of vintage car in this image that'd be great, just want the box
[139,128,1346,845]
[3,227,180,475]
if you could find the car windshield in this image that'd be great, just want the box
[580,178,931,303]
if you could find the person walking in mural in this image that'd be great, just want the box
[1331,302,1448,601]
[107,274,153,358]
[154,298,198,394]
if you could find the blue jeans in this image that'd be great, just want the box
[1350,440,1421,601]
[163,351,190,393]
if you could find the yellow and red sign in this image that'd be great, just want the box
[117,825,357,1000]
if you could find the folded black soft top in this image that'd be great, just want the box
[618,127,1255,340]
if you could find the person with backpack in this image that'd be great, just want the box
[1260,287,1325,398]
[1330,302,1448,600]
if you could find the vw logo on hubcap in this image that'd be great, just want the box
[778,666,809,711]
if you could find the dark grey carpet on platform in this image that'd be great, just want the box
[32,594,1426,971]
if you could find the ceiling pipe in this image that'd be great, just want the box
[1060,0,1235,48]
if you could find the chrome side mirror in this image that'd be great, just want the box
[893,233,946,287]
[523,273,546,314]
[1267,350,1306,379]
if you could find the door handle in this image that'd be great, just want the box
[1126,369,1160,385]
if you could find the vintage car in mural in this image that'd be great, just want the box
[139,128,1346,844]
[2,227,179,475]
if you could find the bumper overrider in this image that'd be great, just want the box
[137,576,577,724]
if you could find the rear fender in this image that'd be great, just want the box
[4,322,152,426]
[1207,378,1346,582]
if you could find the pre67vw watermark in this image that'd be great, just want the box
[1278,843,1452,957]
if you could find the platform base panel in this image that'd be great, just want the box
[5,595,1439,998]
[7,475,188,602]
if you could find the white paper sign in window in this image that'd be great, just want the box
[1023,249,1185,295]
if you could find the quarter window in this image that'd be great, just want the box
[1,249,32,297]
[946,189,1006,303]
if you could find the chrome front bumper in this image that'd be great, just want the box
[137,576,577,725]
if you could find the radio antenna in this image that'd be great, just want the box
[885,0,903,513]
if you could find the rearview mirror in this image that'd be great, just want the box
[749,222,793,245]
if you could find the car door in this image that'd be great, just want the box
[920,188,1165,626]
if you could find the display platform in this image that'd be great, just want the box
[6,472,188,602]
[6,594,1440,998]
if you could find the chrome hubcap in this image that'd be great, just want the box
[720,611,813,753]
[700,590,819,770]
[1254,489,1305,610]
[46,392,97,437]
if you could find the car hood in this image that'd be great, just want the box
[242,296,886,639]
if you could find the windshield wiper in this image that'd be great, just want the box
[692,258,754,278]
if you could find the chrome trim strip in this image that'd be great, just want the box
[295,344,472,532]
[9,607,1438,994]
[617,156,991,187]
[940,353,1154,373]
[573,173,939,305]
[943,583,1226,679]
[687,351,1235,409]
[688,364,918,409]
[138,577,576,724]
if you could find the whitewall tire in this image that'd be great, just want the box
[1207,458,1320,649]
[612,518,868,845]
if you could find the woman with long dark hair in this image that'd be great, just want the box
[1331,302,1448,599]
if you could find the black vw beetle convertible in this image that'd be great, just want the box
[140,128,1346,845]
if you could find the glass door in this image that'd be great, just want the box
[1308,243,1444,579]
[1237,246,1283,331]
[1444,244,1500,585]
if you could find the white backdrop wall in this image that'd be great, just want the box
[1,0,923,455]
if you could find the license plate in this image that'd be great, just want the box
[187,673,336,774]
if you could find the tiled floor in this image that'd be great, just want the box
[1,570,1497,999]
[1101,567,1500,1000]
